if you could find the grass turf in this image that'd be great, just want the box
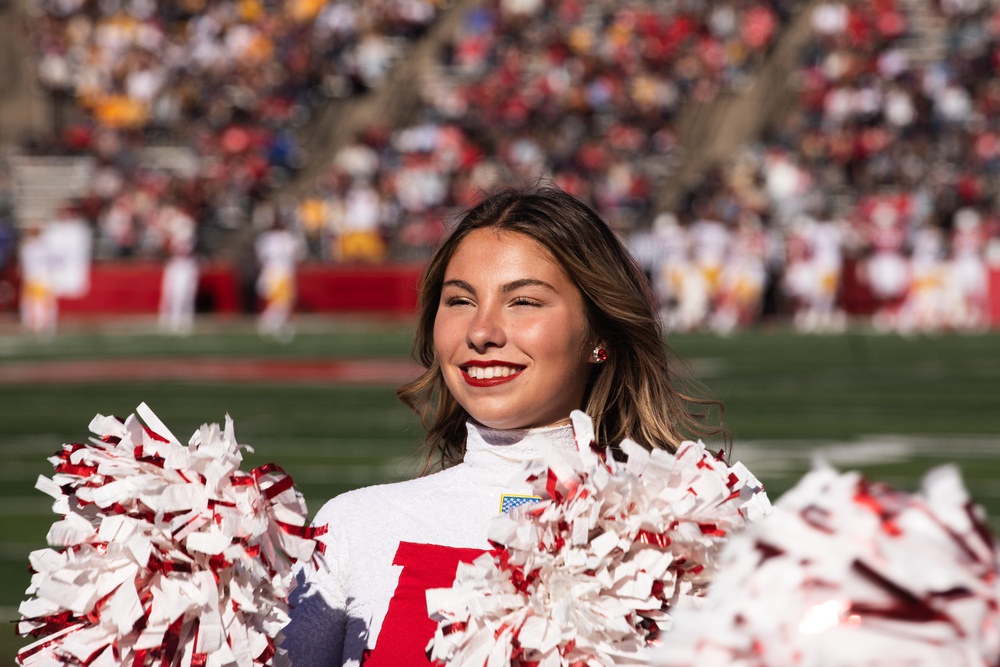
[1,322,998,661]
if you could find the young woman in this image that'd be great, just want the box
[283,186,724,667]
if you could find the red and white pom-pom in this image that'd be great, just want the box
[426,410,771,667]
[16,403,326,667]
[654,463,1000,667]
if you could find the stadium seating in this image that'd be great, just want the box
[0,0,997,329]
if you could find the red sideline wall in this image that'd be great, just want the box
[58,262,424,316]
[54,262,1000,325]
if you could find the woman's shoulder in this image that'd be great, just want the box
[312,464,471,525]
[309,462,502,552]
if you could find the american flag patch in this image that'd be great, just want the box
[499,494,542,514]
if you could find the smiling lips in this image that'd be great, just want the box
[461,361,525,387]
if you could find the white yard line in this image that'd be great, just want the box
[735,434,1000,472]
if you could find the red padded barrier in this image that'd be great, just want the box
[41,261,999,326]
[55,262,422,315]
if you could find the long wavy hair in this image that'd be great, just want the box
[397,186,726,470]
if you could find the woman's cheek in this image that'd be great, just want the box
[433,313,460,351]
[513,320,546,351]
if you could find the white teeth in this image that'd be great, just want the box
[467,366,518,379]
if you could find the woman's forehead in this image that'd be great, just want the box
[445,228,562,276]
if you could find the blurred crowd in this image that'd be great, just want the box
[3,0,1000,333]
[19,0,444,258]
[634,0,1000,333]
[11,0,791,263]
[270,0,1000,333]
[293,0,791,264]
[630,190,997,335]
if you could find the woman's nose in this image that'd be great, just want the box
[466,305,506,352]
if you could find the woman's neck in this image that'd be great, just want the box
[463,419,577,466]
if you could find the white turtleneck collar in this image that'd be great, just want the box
[462,419,578,470]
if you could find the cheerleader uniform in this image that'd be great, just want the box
[283,421,577,667]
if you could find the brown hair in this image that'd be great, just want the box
[397,186,726,470]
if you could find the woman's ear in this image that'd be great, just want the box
[589,344,608,364]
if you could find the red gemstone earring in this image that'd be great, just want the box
[591,346,608,363]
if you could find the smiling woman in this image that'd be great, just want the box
[282,186,726,667]
[402,187,726,470]
[433,228,594,431]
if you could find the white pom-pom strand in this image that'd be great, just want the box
[653,463,1000,667]
[426,410,770,667]
[16,404,326,667]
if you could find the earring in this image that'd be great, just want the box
[591,346,608,364]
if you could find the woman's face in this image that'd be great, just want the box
[433,228,594,430]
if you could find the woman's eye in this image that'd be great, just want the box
[444,296,472,307]
[511,297,540,307]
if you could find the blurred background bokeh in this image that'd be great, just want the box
[0,0,999,661]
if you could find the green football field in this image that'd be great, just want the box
[1,317,998,662]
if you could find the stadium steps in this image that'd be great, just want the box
[283,0,481,198]
[5,153,94,224]
[896,0,948,65]
[658,0,823,212]
[0,0,54,146]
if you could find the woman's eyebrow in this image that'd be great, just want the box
[442,279,475,295]
[443,278,556,294]
[501,278,556,293]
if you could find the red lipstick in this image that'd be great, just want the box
[461,361,524,387]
